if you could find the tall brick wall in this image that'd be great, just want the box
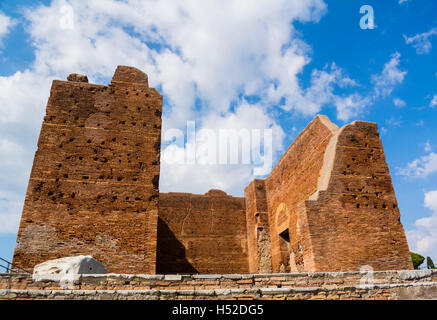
[12,66,162,274]
[157,190,248,274]
[245,115,413,273]
[245,180,272,273]
[263,115,337,272]
[300,121,413,271]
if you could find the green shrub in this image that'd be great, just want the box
[410,252,425,269]
[427,256,436,269]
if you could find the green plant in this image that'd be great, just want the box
[427,256,436,269]
[410,252,425,269]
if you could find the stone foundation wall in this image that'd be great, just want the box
[1,270,436,300]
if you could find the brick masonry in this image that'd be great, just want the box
[157,190,248,274]
[1,270,436,300]
[12,66,413,275]
[247,115,413,273]
[13,66,162,274]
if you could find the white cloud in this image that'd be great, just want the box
[0,0,394,233]
[161,102,285,195]
[407,190,437,262]
[399,0,409,4]
[0,0,334,234]
[325,52,409,123]
[23,0,330,127]
[404,28,437,55]
[0,71,53,235]
[0,139,30,235]
[393,97,406,108]
[273,62,367,121]
[397,150,437,178]
[0,191,23,235]
[0,11,14,42]
[0,71,50,124]
[372,52,407,98]
[23,0,371,126]
[386,116,402,128]
[425,191,437,212]
[430,94,437,108]
[334,94,371,122]
[425,140,432,153]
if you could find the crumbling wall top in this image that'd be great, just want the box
[111,65,149,86]
[67,73,89,83]
[205,189,228,196]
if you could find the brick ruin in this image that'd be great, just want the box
[157,190,248,274]
[13,66,161,274]
[245,116,413,273]
[12,66,413,274]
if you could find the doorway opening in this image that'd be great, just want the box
[278,229,291,272]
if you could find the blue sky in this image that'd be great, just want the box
[0,0,436,268]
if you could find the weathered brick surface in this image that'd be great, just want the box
[245,180,272,273]
[13,66,162,274]
[12,65,411,275]
[262,116,337,272]
[157,190,248,274]
[1,270,436,300]
[301,121,413,271]
[246,115,413,272]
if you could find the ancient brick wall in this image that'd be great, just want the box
[262,115,337,272]
[12,66,162,274]
[246,115,412,273]
[244,180,272,273]
[157,190,248,274]
[11,64,412,275]
[300,121,413,271]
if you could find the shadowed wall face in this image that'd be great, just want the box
[12,64,411,274]
[157,190,249,274]
[13,66,162,274]
[245,179,272,273]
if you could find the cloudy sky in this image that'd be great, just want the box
[0,0,436,266]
